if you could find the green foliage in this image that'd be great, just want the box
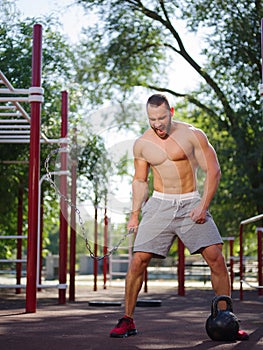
[78,134,112,206]
[178,0,263,219]
[75,1,167,104]
[0,2,80,259]
[77,0,263,235]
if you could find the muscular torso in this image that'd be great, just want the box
[135,122,198,194]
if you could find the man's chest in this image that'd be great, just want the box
[141,138,193,166]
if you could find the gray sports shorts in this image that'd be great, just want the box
[133,191,223,258]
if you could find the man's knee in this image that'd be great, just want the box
[201,244,227,270]
[129,252,152,273]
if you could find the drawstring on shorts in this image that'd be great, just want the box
[152,190,200,218]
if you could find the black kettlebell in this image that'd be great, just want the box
[205,295,239,341]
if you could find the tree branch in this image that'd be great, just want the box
[129,0,236,127]
[146,84,221,121]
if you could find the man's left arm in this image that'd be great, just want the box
[190,129,221,223]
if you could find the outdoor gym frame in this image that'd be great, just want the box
[0,24,71,313]
[26,23,43,313]
[25,25,71,312]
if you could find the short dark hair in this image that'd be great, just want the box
[146,94,170,110]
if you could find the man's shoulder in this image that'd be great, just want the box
[175,121,196,131]
[174,121,205,137]
[133,130,155,157]
[135,129,153,143]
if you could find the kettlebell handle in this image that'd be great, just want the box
[211,295,233,318]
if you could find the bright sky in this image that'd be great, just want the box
[16,0,88,43]
[15,0,204,92]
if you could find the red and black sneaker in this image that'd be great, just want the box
[110,316,138,338]
[236,329,249,341]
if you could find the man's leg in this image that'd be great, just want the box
[201,243,231,301]
[125,252,153,318]
[109,251,152,337]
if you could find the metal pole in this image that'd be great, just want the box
[239,224,243,301]
[103,208,108,290]
[261,18,263,83]
[93,205,98,291]
[59,91,68,304]
[229,238,234,291]
[240,214,263,225]
[26,24,42,313]
[178,238,185,296]
[144,269,148,293]
[257,228,263,295]
[69,129,77,302]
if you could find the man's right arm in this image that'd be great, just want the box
[128,141,149,232]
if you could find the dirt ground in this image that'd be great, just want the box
[0,283,262,350]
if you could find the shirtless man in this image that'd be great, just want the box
[109,94,248,341]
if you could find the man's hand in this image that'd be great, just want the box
[127,215,139,234]
[190,204,207,224]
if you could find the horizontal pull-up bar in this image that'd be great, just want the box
[0,138,65,143]
[0,235,27,239]
[0,113,23,117]
[0,105,16,110]
[0,97,29,103]
[0,119,27,123]
[0,125,30,129]
[240,214,263,225]
[0,88,29,94]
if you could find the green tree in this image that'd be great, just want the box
[180,0,263,215]
[78,134,112,207]
[76,0,263,233]
[77,133,112,256]
[0,2,80,259]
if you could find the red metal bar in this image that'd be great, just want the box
[257,228,263,295]
[93,206,98,291]
[26,24,42,313]
[229,239,234,291]
[261,18,263,82]
[16,183,23,294]
[239,224,244,301]
[178,238,185,296]
[69,129,77,302]
[144,268,148,293]
[59,91,68,304]
[103,208,108,290]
